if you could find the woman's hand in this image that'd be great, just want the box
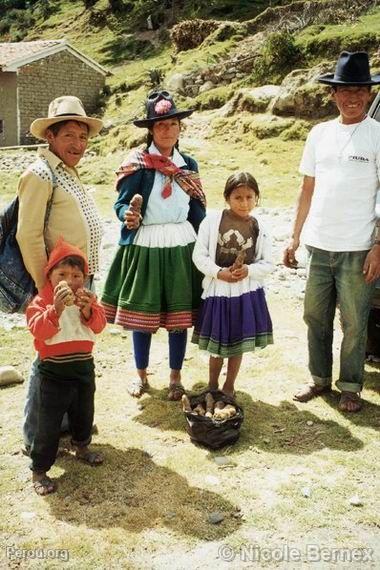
[124,210,141,230]
[76,288,96,320]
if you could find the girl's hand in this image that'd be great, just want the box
[124,210,141,229]
[231,264,249,281]
[76,288,96,320]
[217,268,238,283]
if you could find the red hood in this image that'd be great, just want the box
[44,237,88,277]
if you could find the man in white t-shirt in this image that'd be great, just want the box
[283,51,380,412]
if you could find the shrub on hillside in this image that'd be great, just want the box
[6,7,35,27]
[9,28,27,41]
[170,19,220,51]
[107,0,166,29]
[0,17,11,34]
[206,21,246,43]
[252,30,301,85]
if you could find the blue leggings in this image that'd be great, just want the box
[133,330,188,370]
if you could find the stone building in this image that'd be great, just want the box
[0,40,107,147]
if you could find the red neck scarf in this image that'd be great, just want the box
[116,150,206,206]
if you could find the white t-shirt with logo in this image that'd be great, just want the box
[300,116,380,251]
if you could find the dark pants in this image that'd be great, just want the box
[30,374,95,473]
[23,277,95,447]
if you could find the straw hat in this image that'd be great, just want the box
[30,95,103,139]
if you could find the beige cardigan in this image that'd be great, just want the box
[16,148,102,290]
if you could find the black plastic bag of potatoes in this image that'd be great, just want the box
[184,389,244,449]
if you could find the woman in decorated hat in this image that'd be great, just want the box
[101,90,206,399]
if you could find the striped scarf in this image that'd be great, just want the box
[116,150,206,206]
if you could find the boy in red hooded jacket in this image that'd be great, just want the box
[26,238,106,495]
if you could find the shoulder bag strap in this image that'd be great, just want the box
[41,157,57,230]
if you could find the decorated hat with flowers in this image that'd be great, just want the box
[133,90,194,128]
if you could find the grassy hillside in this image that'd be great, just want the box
[1,1,380,209]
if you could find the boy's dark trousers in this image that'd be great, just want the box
[30,372,95,473]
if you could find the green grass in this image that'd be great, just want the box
[296,7,380,59]
[0,295,379,568]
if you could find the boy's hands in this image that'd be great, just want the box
[53,285,68,317]
[53,285,96,320]
[75,288,96,320]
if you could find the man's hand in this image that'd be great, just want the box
[283,238,300,268]
[363,245,380,283]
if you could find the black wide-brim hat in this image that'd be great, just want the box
[133,90,194,128]
[318,51,380,86]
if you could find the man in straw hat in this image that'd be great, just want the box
[18,95,103,452]
[283,51,380,412]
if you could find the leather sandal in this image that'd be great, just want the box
[168,382,186,401]
[293,384,331,402]
[33,476,56,495]
[338,391,362,413]
[128,377,149,398]
[76,450,104,465]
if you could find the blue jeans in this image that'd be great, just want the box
[304,247,374,393]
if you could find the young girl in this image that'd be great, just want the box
[192,172,273,396]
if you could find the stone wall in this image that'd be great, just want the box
[17,50,105,145]
[167,34,264,97]
[0,71,18,147]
